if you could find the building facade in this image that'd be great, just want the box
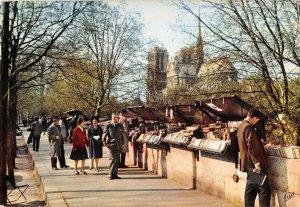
[147,47,168,103]
[147,46,238,104]
[199,56,238,92]
[166,47,201,90]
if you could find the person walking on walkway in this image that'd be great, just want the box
[88,117,103,172]
[47,116,63,170]
[41,116,47,135]
[119,109,129,168]
[103,113,124,180]
[70,118,89,175]
[31,116,43,152]
[237,108,271,207]
[58,117,69,169]
[133,122,145,167]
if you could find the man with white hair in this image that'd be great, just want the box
[103,113,125,180]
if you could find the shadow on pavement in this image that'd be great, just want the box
[48,188,190,194]
[10,200,46,207]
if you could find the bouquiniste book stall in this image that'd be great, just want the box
[129,95,267,155]
[128,96,300,207]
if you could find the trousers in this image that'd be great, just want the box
[245,175,271,207]
[109,149,120,178]
[32,135,41,151]
[58,142,67,168]
[120,153,126,166]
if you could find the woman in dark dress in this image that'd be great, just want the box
[70,118,89,175]
[88,117,103,171]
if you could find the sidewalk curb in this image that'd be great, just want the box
[28,148,68,207]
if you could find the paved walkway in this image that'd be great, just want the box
[6,133,45,207]
[25,130,235,207]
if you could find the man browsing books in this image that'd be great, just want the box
[237,108,271,207]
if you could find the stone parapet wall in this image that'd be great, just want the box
[127,142,300,207]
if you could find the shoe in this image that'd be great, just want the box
[52,167,59,170]
[82,171,87,175]
[74,171,79,175]
[113,176,122,179]
[94,167,99,172]
[108,177,114,180]
[89,166,94,170]
[61,165,69,169]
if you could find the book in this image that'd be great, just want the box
[247,168,267,186]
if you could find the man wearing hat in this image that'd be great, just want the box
[103,113,124,180]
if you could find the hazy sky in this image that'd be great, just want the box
[103,0,198,57]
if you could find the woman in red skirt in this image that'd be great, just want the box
[70,118,89,175]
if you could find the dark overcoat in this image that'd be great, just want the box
[237,120,269,172]
[103,123,124,151]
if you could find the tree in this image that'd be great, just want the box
[5,1,88,189]
[0,2,9,204]
[60,2,149,114]
[178,0,300,144]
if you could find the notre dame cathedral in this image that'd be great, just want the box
[147,45,238,104]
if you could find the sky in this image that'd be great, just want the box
[103,0,199,57]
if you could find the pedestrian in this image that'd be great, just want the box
[88,117,103,172]
[69,118,89,175]
[67,114,78,143]
[119,109,129,168]
[31,116,43,152]
[41,116,47,135]
[133,122,145,167]
[103,113,124,180]
[47,116,63,170]
[47,116,53,128]
[237,108,271,207]
[58,117,69,169]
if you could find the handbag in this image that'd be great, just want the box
[27,131,33,144]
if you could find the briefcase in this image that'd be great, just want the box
[247,168,267,186]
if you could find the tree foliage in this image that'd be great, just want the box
[178,0,300,144]
[58,2,149,114]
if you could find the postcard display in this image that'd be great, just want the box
[186,123,230,154]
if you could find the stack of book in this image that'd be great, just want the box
[264,144,300,159]
[135,133,163,145]
[187,138,228,154]
[163,131,191,146]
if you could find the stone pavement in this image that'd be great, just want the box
[24,129,236,207]
[5,132,45,207]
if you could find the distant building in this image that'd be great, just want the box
[167,47,201,90]
[147,46,238,104]
[199,56,238,91]
[147,47,168,103]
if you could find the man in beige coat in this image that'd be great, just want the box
[119,109,129,168]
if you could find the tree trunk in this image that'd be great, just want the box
[0,2,10,205]
[7,86,18,187]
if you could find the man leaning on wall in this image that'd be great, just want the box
[237,108,271,207]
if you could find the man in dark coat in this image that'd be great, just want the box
[47,116,63,170]
[31,116,43,151]
[103,113,124,180]
[237,108,270,207]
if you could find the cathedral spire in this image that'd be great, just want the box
[196,8,204,75]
